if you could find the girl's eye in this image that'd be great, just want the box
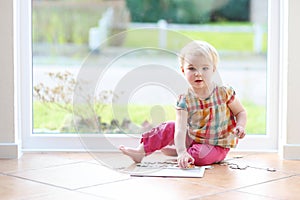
[203,66,209,71]
[187,67,196,71]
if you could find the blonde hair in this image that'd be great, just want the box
[178,40,219,70]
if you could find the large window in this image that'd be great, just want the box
[21,0,279,151]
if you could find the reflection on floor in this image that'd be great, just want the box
[0,151,299,200]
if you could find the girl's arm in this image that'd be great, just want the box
[174,109,194,168]
[228,98,247,139]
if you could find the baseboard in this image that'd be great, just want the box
[0,142,22,159]
[283,144,300,160]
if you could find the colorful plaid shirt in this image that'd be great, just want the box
[176,85,238,148]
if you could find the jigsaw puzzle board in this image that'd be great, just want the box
[129,161,209,178]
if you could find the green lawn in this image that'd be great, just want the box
[123,23,267,53]
[33,101,266,134]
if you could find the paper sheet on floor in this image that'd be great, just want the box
[129,161,212,178]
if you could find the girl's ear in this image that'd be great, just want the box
[213,65,216,72]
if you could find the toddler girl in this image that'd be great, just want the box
[119,40,247,168]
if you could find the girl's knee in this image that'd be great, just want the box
[161,121,175,133]
[165,121,175,128]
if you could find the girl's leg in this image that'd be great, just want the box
[142,121,175,155]
[119,144,145,163]
[161,145,177,156]
[160,128,195,157]
[187,143,230,166]
[120,121,175,162]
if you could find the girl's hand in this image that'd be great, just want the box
[234,126,246,139]
[177,151,195,169]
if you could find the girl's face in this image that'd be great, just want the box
[181,54,215,91]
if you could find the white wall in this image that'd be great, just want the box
[0,0,20,158]
[281,0,300,159]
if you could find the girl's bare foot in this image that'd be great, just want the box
[119,145,145,163]
[161,145,178,156]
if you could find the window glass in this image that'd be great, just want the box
[33,0,267,135]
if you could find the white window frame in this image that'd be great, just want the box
[19,0,280,152]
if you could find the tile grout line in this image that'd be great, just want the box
[1,169,132,192]
[6,160,96,175]
[0,171,74,191]
[189,174,298,200]
[0,171,114,200]
[73,177,132,190]
[229,174,298,190]
[232,190,282,200]
[190,189,280,200]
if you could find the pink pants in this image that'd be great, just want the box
[141,121,230,166]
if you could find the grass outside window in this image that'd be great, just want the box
[33,101,265,134]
